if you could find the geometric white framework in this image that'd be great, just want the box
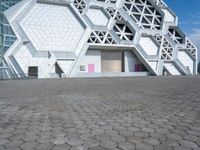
[88,31,117,44]
[168,27,184,44]
[106,8,124,21]
[2,0,198,79]
[123,0,163,30]
[73,0,86,13]
[97,0,117,4]
[113,23,134,41]
[185,39,197,59]
[153,0,167,7]
[154,35,173,60]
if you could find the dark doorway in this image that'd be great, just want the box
[55,62,64,78]
[28,66,38,77]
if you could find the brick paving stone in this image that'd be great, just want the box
[187,130,200,136]
[135,143,153,150]
[70,146,88,150]
[4,140,23,148]
[134,132,149,138]
[110,135,126,143]
[0,77,200,150]
[20,141,38,149]
[156,128,170,134]
[183,134,200,143]
[0,139,9,145]
[106,130,119,136]
[118,142,135,150]
[154,144,173,150]
[95,135,110,142]
[120,130,134,137]
[150,133,166,141]
[0,146,6,150]
[143,137,160,145]
[52,144,71,150]
[167,133,183,140]
[173,146,192,150]
[91,129,104,135]
[0,134,12,139]
[84,139,99,148]
[67,138,84,146]
[161,138,179,147]
[35,142,54,150]
[179,140,198,148]
[100,140,117,149]
[87,146,108,150]
[128,127,140,132]
[9,133,25,141]
[23,135,40,142]
[190,126,200,131]
[141,128,155,133]
[6,147,21,150]
[127,136,142,144]
[52,137,68,145]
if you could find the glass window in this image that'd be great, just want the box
[0,0,21,55]
[0,35,3,44]
[0,25,2,34]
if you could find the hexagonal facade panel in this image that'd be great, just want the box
[20,3,85,52]
[86,8,109,27]
[2,0,198,79]
[139,36,159,56]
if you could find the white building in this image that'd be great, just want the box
[2,0,198,78]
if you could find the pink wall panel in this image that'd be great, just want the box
[88,64,95,73]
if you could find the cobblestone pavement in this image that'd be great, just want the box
[0,76,200,150]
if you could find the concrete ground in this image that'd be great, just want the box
[0,76,200,150]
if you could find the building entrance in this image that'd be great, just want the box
[101,51,123,72]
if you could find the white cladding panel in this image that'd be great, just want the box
[139,37,158,56]
[86,8,109,26]
[14,45,32,74]
[164,63,181,75]
[149,61,158,71]
[124,51,140,72]
[57,60,74,75]
[178,51,194,73]
[20,3,84,52]
[162,9,175,22]
[14,45,56,78]
[79,50,101,73]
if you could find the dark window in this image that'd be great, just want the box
[28,66,38,77]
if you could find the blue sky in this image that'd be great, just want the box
[165,0,200,60]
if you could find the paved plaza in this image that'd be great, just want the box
[0,76,200,150]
